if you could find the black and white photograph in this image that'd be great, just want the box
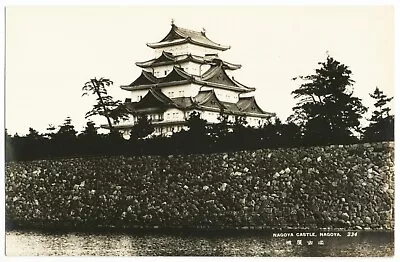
[2,0,396,258]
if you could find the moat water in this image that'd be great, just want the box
[5,229,394,256]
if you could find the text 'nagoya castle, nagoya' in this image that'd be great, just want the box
[118,22,275,137]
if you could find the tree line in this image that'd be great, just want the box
[5,56,394,162]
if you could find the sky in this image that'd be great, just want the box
[4,5,395,135]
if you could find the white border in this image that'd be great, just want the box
[1,1,398,262]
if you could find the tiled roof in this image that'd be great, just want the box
[126,91,274,118]
[136,52,241,70]
[171,97,195,108]
[237,96,255,110]
[122,65,253,93]
[147,24,230,51]
[199,65,255,92]
[237,96,275,115]
[131,88,175,112]
[222,101,241,112]
[159,66,192,83]
[193,90,215,104]
[127,70,159,87]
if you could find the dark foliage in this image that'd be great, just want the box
[289,55,367,145]
[130,116,155,140]
[6,114,304,161]
[363,87,394,142]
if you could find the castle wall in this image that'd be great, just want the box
[5,142,394,230]
[154,43,220,57]
[159,83,199,98]
[151,62,211,77]
[201,86,239,103]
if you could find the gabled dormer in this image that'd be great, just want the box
[237,96,268,114]
[199,64,255,93]
[194,90,226,111]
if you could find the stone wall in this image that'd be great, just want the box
[5,142,394,230]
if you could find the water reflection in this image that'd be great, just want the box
[6,230,394,256]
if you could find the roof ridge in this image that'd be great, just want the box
[175,25,202,35]
[142,70,159,82]
[201,64,221,80]
[148,88,174,105]
[162,51,176,60]
[239,96,255,100]
[147,24,230,51]
[194,89,226,110]
[173,66,193,79]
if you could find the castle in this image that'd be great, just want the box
[117,22,275,137]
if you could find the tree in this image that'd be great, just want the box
[130,115,155,140]
[363,87,394,142]
[54,117,77,141]
[232,115,248,132]
[369,87,393,122]
[50,117,78,157]
[82,77,130,131]
[78,120,103,156]
[186,111,208,136]
[45,124,56,139]
[26,127,43,140]
[211,114,231,140]
[5,129,14,161]
[289,55,367,145]
[79,120,99,138]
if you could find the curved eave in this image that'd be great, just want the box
[135,60,155,67]
[173,66,193,78]
[199,65,254,92]
[123,70,158,89]
[230,77,255,91]
[193,79,253,93]
[196,105,225,113]
[229,111,275,118]
[195,91,226,109]
[136,51,176,67]
[121,79,192,91]
[121,85,147,91]
[137,54,241,70]
[251,99,269,115]
[159,66,193,84]
[221,62,242,70]
[147,38,189,48]
[147,38,230,51]
[137,60,241,71]
[238,97,270,115]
